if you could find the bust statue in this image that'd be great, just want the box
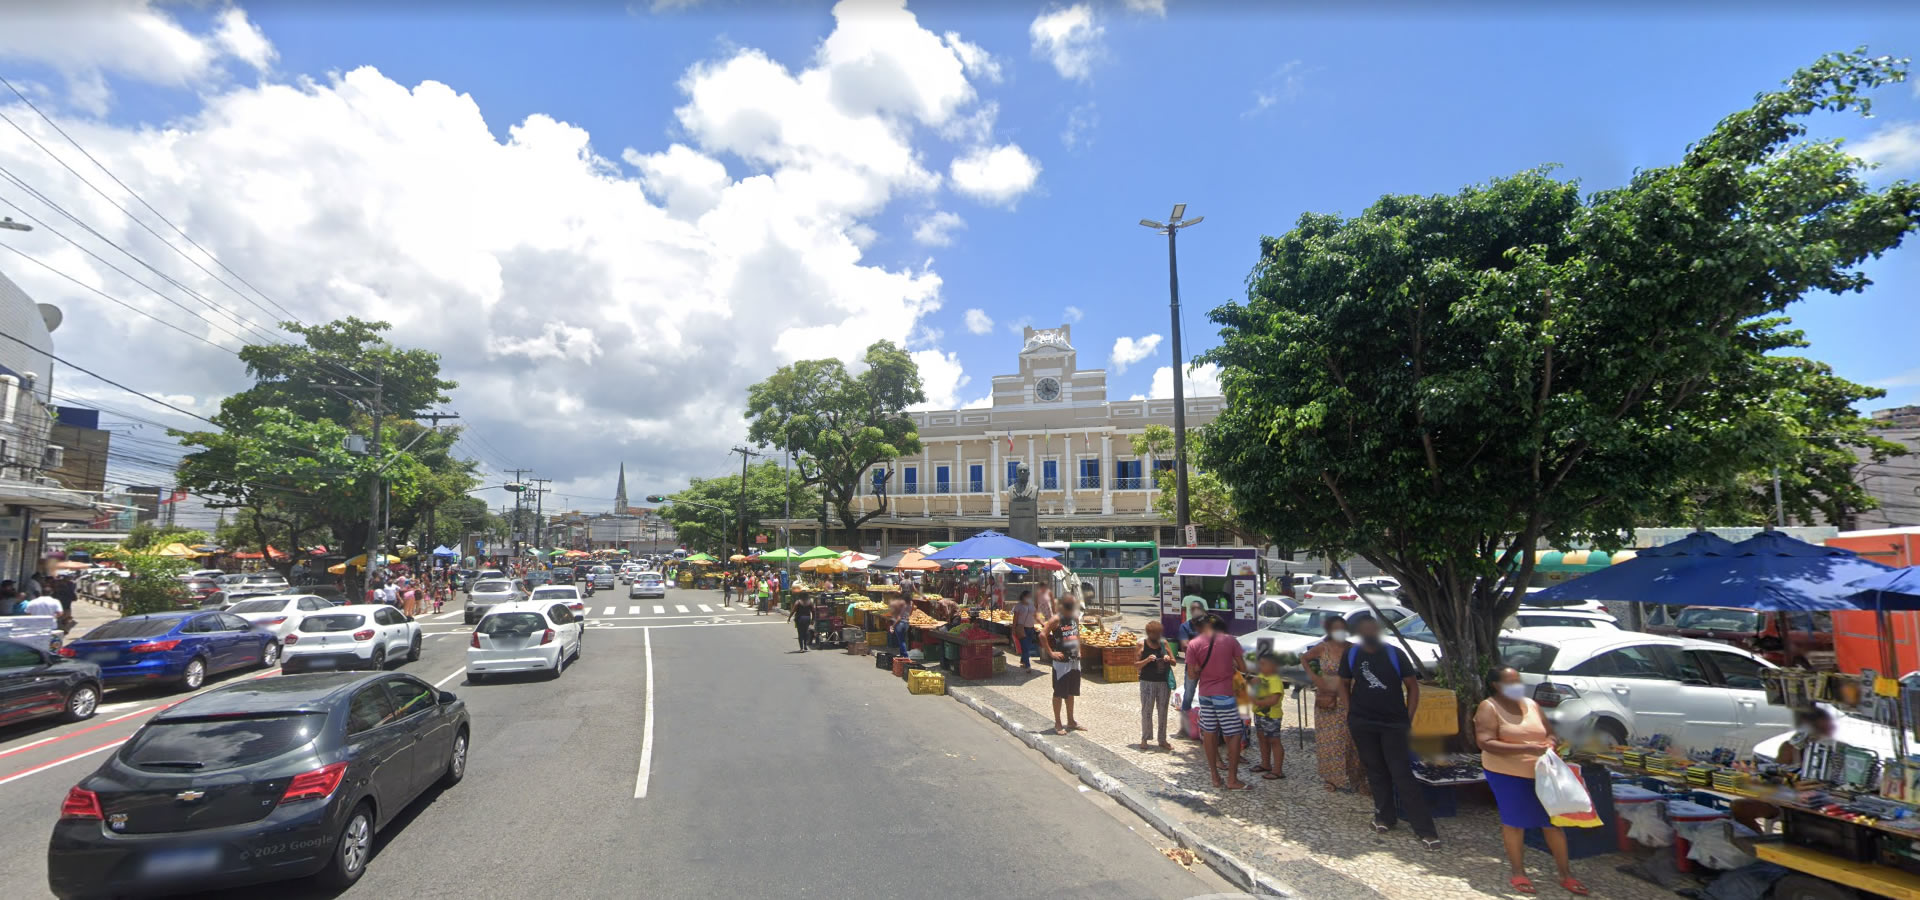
[1008,460,1039,500]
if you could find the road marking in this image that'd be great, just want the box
[0,667,281,762]
[628,605,641,615]
[603,606,616,616]
[0,737,128,787]
[674,605,689,613]
[634,627,654,800]
[652,605,664,614]
[433,667,466,688]
[582,620,784,631]
[431,611,461,621]
[697,604,713,612]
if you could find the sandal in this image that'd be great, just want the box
[1370,819,1391,834]
[1509,876,1536,895]
[1420,838,1442,852]
[1051,726,1068,735]
[1261,772,1282,780]
[1559,878,1589,896]
[1249,765,1269,773]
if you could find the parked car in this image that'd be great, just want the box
[0,615,65,653]
[1647,606,1833,669]
[530,585,589,624]
[303,584,350,606]
[1497,628,1793,751]
[186,569,225,581]
[464,579,525,625]
[60,612,280,691]
[466,601,583,682]
[237,573,292,592]
[281,605,421,673]
[199,588,281,611]
[1255,596,1294,630]
[80,570,127,602]
[629,572,667,599]
[0,638,101,725]
[176,577,220,607]
[1507,608,1620,631]
[225,594,338,643]
[475,568,507,583]
[1237,600,1416,658]
[47,671,470,897]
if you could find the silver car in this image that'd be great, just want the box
[465,579,527,625]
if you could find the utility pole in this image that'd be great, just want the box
[505,468,533,556]
[1139,204,1204,534]
[418,413,460,568]
[530,478,552,548]
[360,368,385,581]
[728,446,762,559]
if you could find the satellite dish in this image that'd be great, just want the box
[37,304,62,333]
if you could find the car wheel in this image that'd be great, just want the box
[316,801,374,889]
[1596,719,1628,748]
[180,657,207,691]
[407,633,422,662]
[550,649,564,680]
[439,728,469,788]
[260,641,282,669]
[62,683,100,722]
[369,646,387,671]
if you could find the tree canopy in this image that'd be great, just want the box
[1200,51,1920,698]
[1129,425,1269,548]
[743,340,924,545]
[658,460,822,555]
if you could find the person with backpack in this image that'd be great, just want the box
[1338,612,1440,851]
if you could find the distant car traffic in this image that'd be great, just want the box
[1236,600,1416,659]
[61,612,280,691]
[464,579,525,625]
[225,594,338,643]
[587,565,616,592]
[0,638,101,726]
[176,577,220,607]
[530,585,589,624]
[466,601,583,682]
[47,671,470,897]
[629,572,666,599]
[281,605,421,673]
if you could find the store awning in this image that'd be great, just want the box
[1175,558,1231,577]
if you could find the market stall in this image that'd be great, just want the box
[1156,546,1261,637]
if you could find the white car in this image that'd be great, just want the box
[236,573,291,592]
[281,604,421,673]
[629,573,667,599]
[1238,600,1416,659]
[465,579,526,625]
[1498,628,1793,752]
[1752,706,1898,762]
[467,600,584,682]
[186,569,225,581]
[587,565,617,592]
[1508,608,1619,630]
[1255,596,1294,631]
[530,585,589,624]
[223,594,337,642]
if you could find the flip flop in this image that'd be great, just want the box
[1261,772,1282,780]
[1508,876,1536,895]
[1559,878,1589,896]
[1068,723,1086,731]
[1051,726,1068,735]
[1224,782,1255,791]
[1249,765,1269,773]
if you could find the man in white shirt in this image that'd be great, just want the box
[24,592,63,618]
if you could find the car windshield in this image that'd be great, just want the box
[1395,615,1437,642]
[592,566,613,574]
[1675,608,1761,631]
[125,713,325,770]
[638,575,662,583]
[80,618,179,640]
[1268,608,1338,636]
[226,598,290,614]
[473,582,512,594]
[1307,582,1348,594]
[299,614,366,633]
[479,612,547,636]
[531,588,578,601]
[1497,637,1560,675]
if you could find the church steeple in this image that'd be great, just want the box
[614,462,629,514]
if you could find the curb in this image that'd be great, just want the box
[950,687,1295,898]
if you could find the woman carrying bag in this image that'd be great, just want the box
[1474,666,1586,896]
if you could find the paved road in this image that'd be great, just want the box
[0,587,1231,899]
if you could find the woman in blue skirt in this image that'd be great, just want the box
[1473,666,1587,895]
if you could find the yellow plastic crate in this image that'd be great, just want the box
[866,631,887,647]
[1102,663,1140,683]
[1409,685,1459,738]
[908,670,946,695]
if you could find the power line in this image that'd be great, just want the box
[0,242,240,354]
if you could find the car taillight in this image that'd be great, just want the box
[57,646,76,657]
[1533,682,1580,708]
[265,616,287,625]
[283,633,299,644]
[540,629,554,645]
[470,632,480,648]
[129,640,181,653]
[1340,594,1357,601]
[279,761,348,804]
[352,629,375,641]
[60,786,103,820]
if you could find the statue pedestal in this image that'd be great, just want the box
[1007,496,1039,545]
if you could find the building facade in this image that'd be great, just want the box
[1852,408,1920,529]
[816,325,1224,551]
[0,269,101,582]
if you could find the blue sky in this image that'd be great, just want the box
[2,2,1918,507]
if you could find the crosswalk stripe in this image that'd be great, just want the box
[698,604,713,612]
[431,611,461,621]
[652,605,664,614]
[603,606,616,616]
[628,606,641,615]
[674,605,689,613]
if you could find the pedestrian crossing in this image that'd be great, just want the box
[425,599,753,625]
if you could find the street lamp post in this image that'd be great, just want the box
[0,217,32,232]
[1139,204,1203,535]
[646,495,729,559]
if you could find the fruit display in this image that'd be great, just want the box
[983,609,1013,624]
[1079,626,1141,650]
[849,600,889,614]
[908,610,942,628]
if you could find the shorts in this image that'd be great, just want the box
[1255,716,1284,738]
[1052,661,1082,698]
[1196,695,1245,737]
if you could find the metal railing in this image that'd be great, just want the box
[901,483,919,495]
[1114,476,1145,490]
[1042,476,1059,490]
[1077,475,1100,489]
[967,480,984,493]
[934,481,950,494]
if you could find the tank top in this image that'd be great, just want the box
[1050,614,1081,661]
[793,599,813,620]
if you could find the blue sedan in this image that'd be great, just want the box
[60,611,281,692]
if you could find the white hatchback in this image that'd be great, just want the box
[530,585,589,624]
[222,594,337,643]
[467,601,584,682]
[281,604,422,673]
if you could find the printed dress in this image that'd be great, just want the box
[1303,639,1368,793]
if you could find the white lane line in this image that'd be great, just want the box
[0,739,125,787]
[697,604,713,613]
[586,620,784,631]
[634,627,655,800]
[433,667,466,688]
[603,606,616,616]
[674,605,689,613]
[431,611,462,621]
[652,605,664,615]
[628,605,641,615]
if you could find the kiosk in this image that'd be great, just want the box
[1157,546,1261,636]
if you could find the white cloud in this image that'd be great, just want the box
[1245,60,1309,118]
[1856,122,1920,174]
[950,144,1041,206]
[1061,102,1097,150]
[1122,0,1167,14]
[912,210,966,246]
[1109,333,1162,374]
[908,348,971,410]
[964,307,994,334]
[943,32,1002,83]
[939,100,998,144]
[0,0,1016,500]
[1063,305,1084,323]
[1029,4,1103,83]
[1133,362,1223,400]
[961,393,992,409]
[0,1,275,113]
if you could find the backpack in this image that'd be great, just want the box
[1346,644,1405,679]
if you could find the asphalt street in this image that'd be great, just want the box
[0,586,1232,899]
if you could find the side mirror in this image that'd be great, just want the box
[438,690,457,704]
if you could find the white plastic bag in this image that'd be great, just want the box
[1534,750,1597,818]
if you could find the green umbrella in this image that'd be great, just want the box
[796,546,839,561]
[759,547,798,561]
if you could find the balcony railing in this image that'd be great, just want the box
[934,481,950,494]
[902,483,919,495]
[1077,476,1100,489]
[967,480,984,493]
[1042,476,1059,490]
[1114,476,1145,490]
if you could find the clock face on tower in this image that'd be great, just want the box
[1035,377,1061,402]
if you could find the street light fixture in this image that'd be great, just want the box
[0,217,31,232]
[1139,203,1203,536]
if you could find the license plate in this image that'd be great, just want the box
[88,652,118,663]
[142,846,220,878]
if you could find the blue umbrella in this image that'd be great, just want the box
[1525,531,1739,606]
[923,530,1059,561]
[1846,567,1920,612]
[1651,531,1897,612]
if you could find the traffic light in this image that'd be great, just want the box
[645,495,667,503]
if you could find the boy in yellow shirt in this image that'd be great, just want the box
[1250,651,1287,779]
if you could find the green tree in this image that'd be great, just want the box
[117,550,191,616]
[744,340,924,546]
[120,523,209,552]
[1129,425,1270,548]
[1200,52,1920,704]
[659,460,822,555]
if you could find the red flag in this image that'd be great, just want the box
[161,488,188,504]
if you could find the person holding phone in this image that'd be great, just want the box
[1134,619,1176,751]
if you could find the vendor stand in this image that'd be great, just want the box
[1156,546,1261,637]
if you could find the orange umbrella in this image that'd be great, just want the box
[893,548,940,572]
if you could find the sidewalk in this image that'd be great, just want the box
[67,596,121,635]
[944,633,1675,900]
